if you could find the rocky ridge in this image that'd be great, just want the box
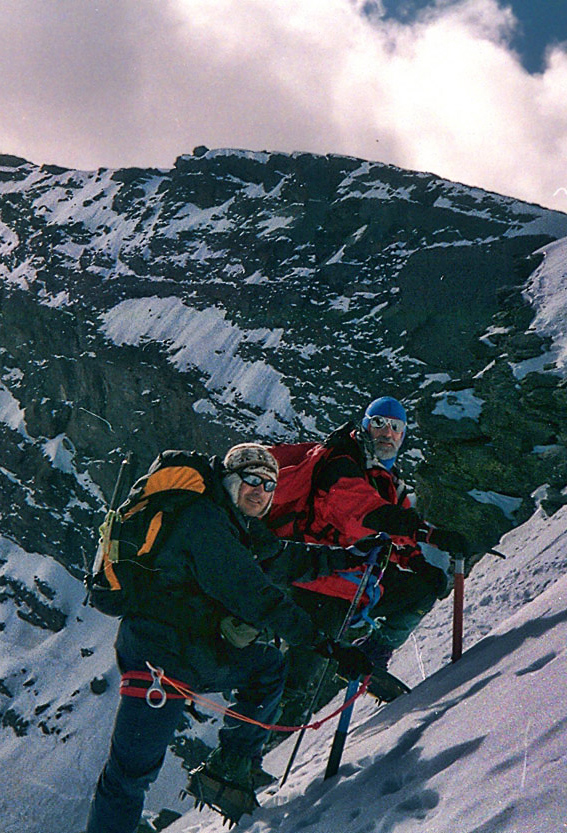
[1,148,566,571]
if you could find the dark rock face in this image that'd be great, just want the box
[1,148,567,575]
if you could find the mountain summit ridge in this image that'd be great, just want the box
[1,146,566,563]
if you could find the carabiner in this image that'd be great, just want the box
[145,663,167,709]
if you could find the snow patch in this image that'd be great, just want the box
[509,349,561,380]
[524,236,567,374]
[42,434,105,501]
[328,295,350,312]
[244,270,269,284]
[40,289,71,308]
[257,214,294,236]
[420,372,452,387]
[99,297,297,429]
[326,245,345,264]
[468,489,523,519]
[0,383,31,438]
[432,388,484,420]
[43,434,76,474]
[193,399,218,416]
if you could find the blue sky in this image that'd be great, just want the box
[0,0,566,211]
[496,0,567,72]
[381,0,567,72]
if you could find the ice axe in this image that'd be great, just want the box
[451,554,465,662]
[280,534,392,787]
[82,450,131,605]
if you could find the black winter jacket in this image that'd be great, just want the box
[116,459,352,686]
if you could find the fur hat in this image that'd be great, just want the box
[223,443,279,481]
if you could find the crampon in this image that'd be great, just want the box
[181,764,260,828]
[366,667,411,702]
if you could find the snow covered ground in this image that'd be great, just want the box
[525,236,567,371]
[167,504,567,833]
[2,491,565,833]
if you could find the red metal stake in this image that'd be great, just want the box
[451,556,465,662]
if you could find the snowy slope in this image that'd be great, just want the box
[0,538,118,832]
[167,505,567,833]
[0,536,212,833]
[1,504,565,832]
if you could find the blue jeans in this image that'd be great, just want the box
[85,643,285,833]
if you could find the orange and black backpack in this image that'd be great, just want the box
[86,450,213,617]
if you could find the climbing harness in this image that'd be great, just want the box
[120,663,186,709]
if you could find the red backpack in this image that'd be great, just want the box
[267,423,354,540]
[268,424,389,615]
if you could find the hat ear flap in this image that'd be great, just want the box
[222,472,242,507]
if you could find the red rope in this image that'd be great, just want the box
[142,662,370,733]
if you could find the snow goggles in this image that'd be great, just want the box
[239,472,277,492]
[368,415,406,433]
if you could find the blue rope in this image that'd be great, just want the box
[336,569,383,628]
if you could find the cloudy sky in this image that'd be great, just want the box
[1,0,566,211]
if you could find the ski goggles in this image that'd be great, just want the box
[368,415,406,433]
[239,471,277,492]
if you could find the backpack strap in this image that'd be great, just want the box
[137,511,164,556]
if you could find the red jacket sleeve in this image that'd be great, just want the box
[307,454,420,568]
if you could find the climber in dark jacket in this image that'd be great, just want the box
[86,443,370,833]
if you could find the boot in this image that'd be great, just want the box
[250,755,277,788]
[352,636,409,701]
[205,745,254,791]
[185,746,259,827]
[353,635,393,669]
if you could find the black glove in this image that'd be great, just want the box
[427,527,471,556]
[367,504,422,536]
[347,534,391,571]
[315,638,373,680]
[410,553,449,598]
[348,534,390,556]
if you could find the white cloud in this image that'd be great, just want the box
[0,0,566,211]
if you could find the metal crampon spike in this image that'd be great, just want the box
[183,765,257,826]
